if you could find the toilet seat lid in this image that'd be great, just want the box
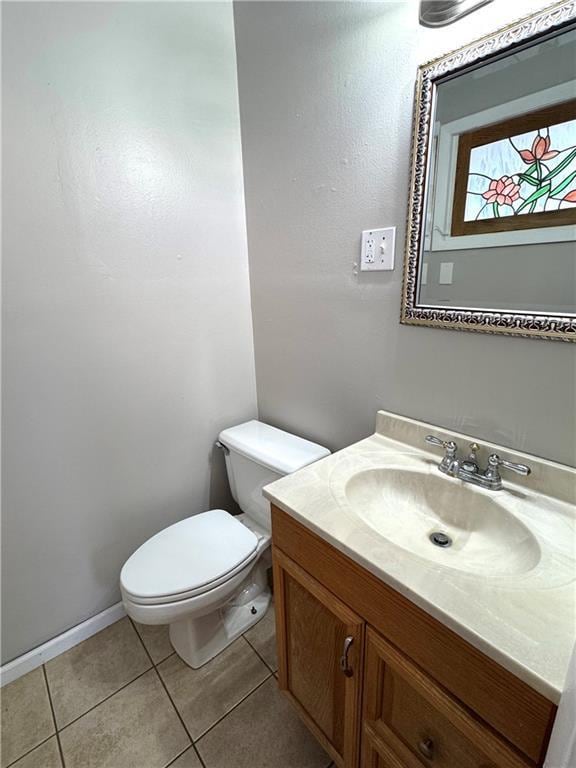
[120,510,258,601]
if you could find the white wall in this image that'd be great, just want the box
[234,0,576,467]
[2,1,257,663]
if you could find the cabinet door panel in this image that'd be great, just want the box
[274,546,364,768]
[363,628,530,768]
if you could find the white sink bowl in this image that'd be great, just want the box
[344,468,541,576]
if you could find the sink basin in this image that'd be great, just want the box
[344,468,541,576]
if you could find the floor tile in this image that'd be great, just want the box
[1,667,55,768]
[132,621,173,665]
[243,604,277,672]
[196,676,331,768]
[168,746,203,767]
[59,669,189,768]
[157,638,270,740]
[9,737,62,768]
[45,617,151,728]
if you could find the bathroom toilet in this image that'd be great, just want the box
[120,420,330,668]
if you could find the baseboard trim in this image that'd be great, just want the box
[1,602,126,687]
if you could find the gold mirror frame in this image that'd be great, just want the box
[400,1,576,342]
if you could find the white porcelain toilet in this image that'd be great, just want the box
[120,420,330,668]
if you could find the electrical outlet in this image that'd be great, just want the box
[360,227,396,271]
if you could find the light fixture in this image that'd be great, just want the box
[419,0,494,27]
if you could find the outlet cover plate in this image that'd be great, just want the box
[360,227,396,271]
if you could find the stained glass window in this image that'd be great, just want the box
[464,118,576,222]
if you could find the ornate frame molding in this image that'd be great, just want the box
[400,1,576,342]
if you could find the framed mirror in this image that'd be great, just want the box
[401,1,576,341]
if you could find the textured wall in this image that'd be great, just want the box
[235,0,576,466]
[2,1,256,662]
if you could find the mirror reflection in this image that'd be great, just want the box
[419,26,576,315]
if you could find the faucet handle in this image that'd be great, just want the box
[425,435,457,454]
[487,454,531,476]
[486,454,531,483]
[425,436,459,475]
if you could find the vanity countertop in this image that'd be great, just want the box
[263,411,576,704]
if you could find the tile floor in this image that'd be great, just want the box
[1,607,333,768]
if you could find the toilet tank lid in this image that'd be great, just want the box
[218,420,330,475]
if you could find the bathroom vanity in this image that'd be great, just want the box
[264,412,576,768]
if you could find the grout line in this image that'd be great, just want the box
[4,734,55,768]
[129,619,174,668]
[129,620,206,768]
[151,668,206,768]
[163,744,198,768]
[41,665,66,768]
[128,617,156,669]
[56,666,153,734]
[194,671,273,745]
[241,632,277,675]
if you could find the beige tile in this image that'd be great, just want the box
[244,604,277,672]
[157,638,270,740]
[10,737,62,768]
[197,676,331,768]
[168,746,203,767]
[132,621,173,665]
[1,667,55,768]
[45,617,151,728]
[59,669,189,768]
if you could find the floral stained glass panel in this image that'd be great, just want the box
[464,118,576,222]
[450,99,576,237]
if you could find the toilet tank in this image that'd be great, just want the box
[218,420,330,530]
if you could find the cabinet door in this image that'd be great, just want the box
[273,547,364,768]
[363,628,531,768]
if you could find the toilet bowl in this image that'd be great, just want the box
[120,420,330,668]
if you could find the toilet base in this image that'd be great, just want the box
[168,559,272,668]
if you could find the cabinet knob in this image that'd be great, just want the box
[339,636,354,677]
[418,738,434,760]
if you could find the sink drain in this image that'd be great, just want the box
[429,532,452,548]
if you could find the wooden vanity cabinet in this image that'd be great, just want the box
[271,505,557,768]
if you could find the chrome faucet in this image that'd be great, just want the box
[425,435,531,491]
